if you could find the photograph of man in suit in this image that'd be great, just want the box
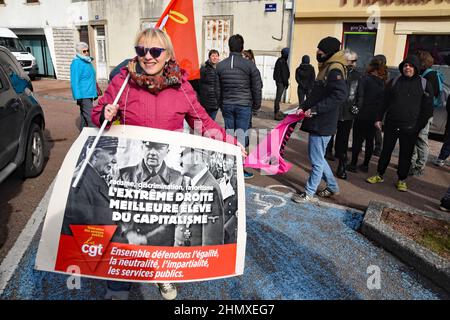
[118,141,183,246]
[218,155,238,244]
[119,141,183,186]
[61,137,120,239]
[175,148,225,247]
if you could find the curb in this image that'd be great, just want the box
[361,201,450,293]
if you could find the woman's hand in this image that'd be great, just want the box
[237,141,248,158]
[104,104,119,122]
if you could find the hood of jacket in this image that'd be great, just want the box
[319,50,347,70]
[399,55,420,77]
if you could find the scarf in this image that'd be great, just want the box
[127,58,183,95]
[76,53,93,63]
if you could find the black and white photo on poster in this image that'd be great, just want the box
[61,135,239,247]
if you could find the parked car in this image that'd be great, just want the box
[387,65,449,136]
[0,45,45,184]
[0,28,39,80]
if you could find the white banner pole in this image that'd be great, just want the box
[72,73,131,188]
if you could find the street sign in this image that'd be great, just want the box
[265,3,277,12]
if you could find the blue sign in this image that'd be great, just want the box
[265,3,277,12]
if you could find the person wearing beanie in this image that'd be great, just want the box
[295,55,316,104]
[291,37,348,203]
[273,47,291,120]
[367,55,433,192]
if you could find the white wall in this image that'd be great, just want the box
[0,0,88,29]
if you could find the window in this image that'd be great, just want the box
[343,23,378,72]
[25,0,40,3]
[406,34,450,65]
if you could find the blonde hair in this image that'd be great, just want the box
[134,28,175,60]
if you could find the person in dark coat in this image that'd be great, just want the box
[216,34,262,179]
[174,148,224,246]
[273,47,290,120]
[291,37,348,202]
[348,57,388,173]
[409,50,439,176]
[62,137,121,241]
[367,55,434,192]
[199,49,221,120]
[372,54,387,156]
[295,55,315,104]
[334,49,361,179]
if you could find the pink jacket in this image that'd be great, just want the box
[92,68,234,144]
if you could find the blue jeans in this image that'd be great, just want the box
[305,134,339,196]
[221,105,252,147]
[206,109,218,121]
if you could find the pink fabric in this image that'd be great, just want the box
[92,68,235,144]
[244,113,305,175]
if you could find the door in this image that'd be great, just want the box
[255,55,278,100]
[0,67,26,169]
[94,26,108,80]
[343,23,378,72]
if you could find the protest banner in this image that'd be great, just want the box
[35,125,246,283]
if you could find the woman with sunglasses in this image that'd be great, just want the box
[92,28,244,301]
[70,42,97,131]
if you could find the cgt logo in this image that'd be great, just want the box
[81,244,104,257]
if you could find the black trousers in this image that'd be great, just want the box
[297,87,309,105]
[351,119,376,166]
[376,126,419,181]
[374,127,383,152]
[274,82,285,113]
[334,120,353,161]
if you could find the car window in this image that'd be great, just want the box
[0,50,22,75]
[0,68,8,93]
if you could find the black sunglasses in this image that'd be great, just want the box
[134,46,166,58]
[82,49,89,53]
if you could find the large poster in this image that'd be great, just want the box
[35,126,246,283]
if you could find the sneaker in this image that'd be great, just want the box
[156,283,177,300]
[317,187,340,198]
[244,170,254,179]
[367,175,384,184]
[291,192,316,203]
[433,158,445,167]
[439,205,450,212]
[411,168,424,177]
[396,180,408,192]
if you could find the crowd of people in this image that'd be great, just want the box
[68,27,449,300]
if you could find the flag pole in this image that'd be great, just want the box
[72,73,130,189]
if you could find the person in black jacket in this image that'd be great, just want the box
[216,34,262,179]
[199,49,221,120]
[409,50,439,176]
[295,55,315,104]
[334,49,361,179]
[291,37,348,202]
[367,55,433,192]
[348,58,387,173]
[273,47,290,120]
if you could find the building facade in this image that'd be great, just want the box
[290,0,450,103]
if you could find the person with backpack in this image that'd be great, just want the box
[367,55,433,192]
[291,37,348,202]
[409,50,444,176]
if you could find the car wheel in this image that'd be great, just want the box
[22,123,45,178]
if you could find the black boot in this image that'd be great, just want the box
[336,159,347,179]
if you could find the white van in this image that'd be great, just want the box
[0,28,38,79]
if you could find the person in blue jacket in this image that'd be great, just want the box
[70,42,98,131]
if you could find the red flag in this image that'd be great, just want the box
[156,0,200,80]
